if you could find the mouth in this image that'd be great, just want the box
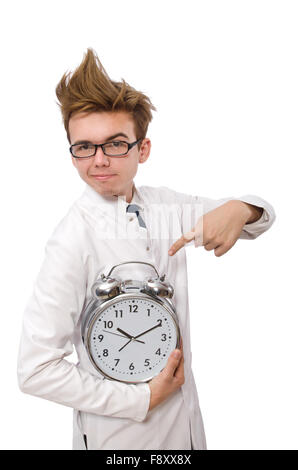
[91,174,116,181]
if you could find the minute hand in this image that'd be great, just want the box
[134,322,162,340]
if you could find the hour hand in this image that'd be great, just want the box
[117,327,134,339]
[117,327,145,344]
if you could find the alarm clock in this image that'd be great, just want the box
[81,261,180,384]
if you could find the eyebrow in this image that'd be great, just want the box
[72,132,129,145]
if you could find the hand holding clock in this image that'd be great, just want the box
[116,326,184,410]
[148,337,185,411]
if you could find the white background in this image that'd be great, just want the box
[1,0,296,450]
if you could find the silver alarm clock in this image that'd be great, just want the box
[81,261,180,384]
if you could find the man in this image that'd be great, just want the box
[17,48,276,450]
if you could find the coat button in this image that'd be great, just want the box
[129,217,134,222]
[146,246,150,251]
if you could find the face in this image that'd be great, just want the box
[68,111,151,202]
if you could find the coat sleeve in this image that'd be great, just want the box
[159,187,276,247]
[17,208,151,422]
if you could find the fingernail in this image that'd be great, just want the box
[173,350,180,359]
[168,249,173,256]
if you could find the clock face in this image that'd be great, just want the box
[86,294,179,383]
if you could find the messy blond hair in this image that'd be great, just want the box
[55,48,156,149]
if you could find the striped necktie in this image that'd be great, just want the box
[126,204,146,228]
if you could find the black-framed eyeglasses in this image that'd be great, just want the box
[69,138,143,158]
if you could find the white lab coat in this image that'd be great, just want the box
[17,183,276,450]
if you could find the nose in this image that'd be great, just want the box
[93,146,110,166]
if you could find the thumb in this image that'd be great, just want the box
[163,349,181,377]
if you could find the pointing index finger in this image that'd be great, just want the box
[168,230,195,256]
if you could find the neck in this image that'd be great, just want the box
[113,182,135,203]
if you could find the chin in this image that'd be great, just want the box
[90,180,118,196]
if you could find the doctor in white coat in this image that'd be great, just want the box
[17,48,276,450]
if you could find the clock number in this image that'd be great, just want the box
[129,304,138,313]
[129,363,135,370]
[144,359,150,367]
[157,319,162,326]
[161,333,167,341]
[147,309,151,316]
[103,321,113,328]
[155,348,161,355]
[114,359,120,366]
[115,309,123,318]
[103,349,109,357]
[98,334,104,342]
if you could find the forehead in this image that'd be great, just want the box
[68,111,135,143]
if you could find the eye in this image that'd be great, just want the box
[78,143,92,150]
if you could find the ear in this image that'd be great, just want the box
[139,138,151,164]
